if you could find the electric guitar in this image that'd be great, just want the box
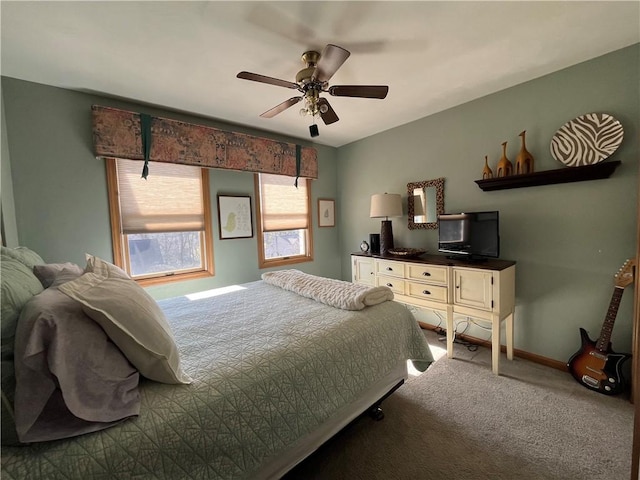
[567,259,635,395]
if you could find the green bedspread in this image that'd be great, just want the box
[1,280,433,479]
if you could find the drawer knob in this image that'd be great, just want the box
[386,283,393,287]
[422,272,431,276]
[422,290,431,295]
[386,267,393,271]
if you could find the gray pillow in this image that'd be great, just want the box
[59,273,191,385]
[14,287,140,443]
[33,262,84,289]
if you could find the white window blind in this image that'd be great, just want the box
[117,159,204,234]
[260,174,309,232]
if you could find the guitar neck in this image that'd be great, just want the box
[596,286,624,352]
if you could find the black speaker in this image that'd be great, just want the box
[309,124,319,137]
[369,233,380,255]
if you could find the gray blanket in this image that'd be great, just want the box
[13,287,140,443]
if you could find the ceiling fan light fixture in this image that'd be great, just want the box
[298,92,322,117]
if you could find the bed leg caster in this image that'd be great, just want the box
[368,405,384,421]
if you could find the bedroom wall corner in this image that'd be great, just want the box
[0,84,19,247]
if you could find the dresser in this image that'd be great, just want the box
[352,253,516,374]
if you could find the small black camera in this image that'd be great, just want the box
[309,124,319,137]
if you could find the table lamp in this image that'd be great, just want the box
[370,193,402,255]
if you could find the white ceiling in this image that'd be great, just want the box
[1,1,639,148]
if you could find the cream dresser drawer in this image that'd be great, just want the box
[351,253,516,376]
[376,260,405,278]
[376,275,405,294]
[406,281,448,303]
[407,264,448,285]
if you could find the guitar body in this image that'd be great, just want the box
[567,328,631,395]
[568,260,634,395]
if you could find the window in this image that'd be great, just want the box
[106,158,214,285]
[255,173,313,268]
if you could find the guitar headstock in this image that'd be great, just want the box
[614,259,636,288]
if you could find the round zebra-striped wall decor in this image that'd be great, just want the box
[550,113,624,167]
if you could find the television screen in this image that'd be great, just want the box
[438,211,500,259]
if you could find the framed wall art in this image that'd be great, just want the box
[318,198,335,228]
[217,195,253,239]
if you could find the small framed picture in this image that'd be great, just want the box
[217,195,253,239]
[318,198,335,228]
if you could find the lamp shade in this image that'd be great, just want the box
[370,193,402,218]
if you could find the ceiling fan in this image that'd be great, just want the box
[237,44,388,137]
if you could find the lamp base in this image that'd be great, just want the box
[380,220,394,255]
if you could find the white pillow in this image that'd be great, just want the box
[84,254,130,279]
[59,273,191,385]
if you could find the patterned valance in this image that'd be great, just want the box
[91,106,318,179]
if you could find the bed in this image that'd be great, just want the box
[1,249,433,479]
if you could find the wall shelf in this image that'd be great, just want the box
[475,160,621,191]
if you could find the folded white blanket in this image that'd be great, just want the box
[261,269,394,311]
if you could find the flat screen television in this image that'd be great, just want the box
[438,211,500,260]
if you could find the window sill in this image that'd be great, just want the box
[259,255,313,269]
[135,269,214,287]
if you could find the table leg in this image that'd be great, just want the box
[506,311,514,361]
[446,306,454,359]
[492,314,500,375]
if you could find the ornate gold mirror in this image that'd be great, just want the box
[407,177,445,230]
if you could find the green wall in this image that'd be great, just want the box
[337,44,639,363]
[1,88,18,247]
[2,45,638,364]
[0,78,339,299]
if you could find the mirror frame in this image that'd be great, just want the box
[407,177,445,230]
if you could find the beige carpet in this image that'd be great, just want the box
[283,330,634,480]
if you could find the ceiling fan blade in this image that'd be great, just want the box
[260,97,303,118]
[318,98,339,125]
[237,71,299,89]
[328,85,389,99]
[313,44,350,83]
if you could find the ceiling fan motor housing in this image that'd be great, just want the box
[296,67,316,84]
[301,51,320,67]
[296,51,321,85]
